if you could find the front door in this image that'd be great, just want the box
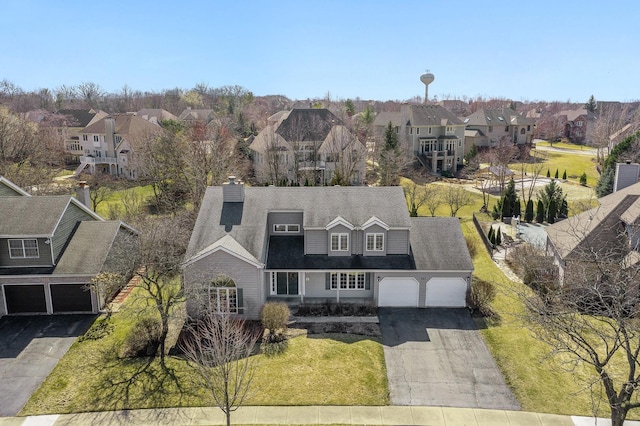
[276,272,299,295]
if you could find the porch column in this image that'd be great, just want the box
[301,272,305,304]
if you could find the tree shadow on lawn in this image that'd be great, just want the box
[86,344,194,412]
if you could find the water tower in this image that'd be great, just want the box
[420,71,435,103]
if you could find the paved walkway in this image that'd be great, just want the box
[2,406,638,426]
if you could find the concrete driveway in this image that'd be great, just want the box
[0,315,95,416]
[379,308,520,410]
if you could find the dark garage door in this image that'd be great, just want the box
[51,284,92,313]
[4,285,47,314]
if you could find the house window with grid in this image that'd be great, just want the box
[209,287,238,313]
[273,224,300,233]
[331,233,349,251]
[366,233,384,251]
[330,272,365,289]
[8,239,39,259]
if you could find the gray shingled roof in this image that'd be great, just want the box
[276,109,340,142]
[465,107,533,127]
[409,217,474,271]
[53,221,123,275]
[406,105,463,126]
[82,114,161,137]
[55,109,102,128]
[186,186,412,264]
[0,196,72,236]
[373,111,405,128]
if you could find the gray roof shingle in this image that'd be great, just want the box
[0,196,72,236]
[409,217,474,271]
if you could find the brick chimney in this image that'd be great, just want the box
[222,176,245,202]
[76,181,90,208]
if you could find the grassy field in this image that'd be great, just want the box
[21,289,388,415]
[95,184,156,218]
[535,140,591,151]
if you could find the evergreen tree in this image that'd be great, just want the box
[536,200,545,223]
[487,226,494,243]
[538,179,567,223]
[585,95,597,113]
[378,122,403,186]
[501,195,511,218]
[595,166,615,197]
[554,169,559,179]
[500,177,519,219]
[525,199,534,222]
[546,169,551,178]
[562,170,567,180]
[464,144,478,162]
[580,172,588,186]
[496,227,502,245]
[547,199,557,224]
[514,200,521,217]
[344,99,355,117]
[492,198,503,220]
[559,198,568,218]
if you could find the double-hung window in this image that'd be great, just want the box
[331,233,349,251]
[8,239,39,259]
[366,233,384,251]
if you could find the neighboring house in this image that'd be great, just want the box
[554,108,596,144]
[75,114,162,179]
[137,109,178,125]
[54,109,108,162]
[609,123,640,152]
[546,180,640,283]
[463,107,535,147]
[178,108,215,124]
[0,177,137,316]
[436,99,470,116]
[249,109,366,185]
[373,104,466,173]
[182,178,474,319]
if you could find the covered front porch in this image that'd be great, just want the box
[266,270,374,305]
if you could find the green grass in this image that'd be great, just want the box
[509,152,599,188]
[20,293,388,415]
[96,184,156,218]
[535,140,591,150]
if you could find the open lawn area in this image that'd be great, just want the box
[20,294,388,415]
[535,140,592,151]
[95,184,156,218]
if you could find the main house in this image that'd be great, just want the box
[463,107,535,147]
[0,177,137,316]
[75,114,162,179]
[183,178,474,319]
[249,108,366,186]
[373,104,466,173]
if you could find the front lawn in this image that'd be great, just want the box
[21,300,387,415]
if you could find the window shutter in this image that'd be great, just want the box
[325,273,331,290]
[365,273,371,290]
[237,288,244,314]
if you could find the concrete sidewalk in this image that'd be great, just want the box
[3,406,639,426]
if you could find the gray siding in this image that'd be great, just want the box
[184,250,263,320]
[302,272,374,300]
[328,224,352,257]
[0,237,53,268]
[387,229,409,254]
[363,224,387,256]
[267,212,303,236]
[52,202,95,262]
[305,230,327,254]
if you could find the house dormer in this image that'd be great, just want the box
[362,216,389,255]
[326,216,354,256]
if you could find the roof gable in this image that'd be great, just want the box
[184,234,262,268]
[326,216,355,230]
[276,108,340,142]
[362,216,389,230]
[0,176,31,196]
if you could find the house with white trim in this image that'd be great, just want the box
[183,177,474,319]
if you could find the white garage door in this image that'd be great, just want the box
[426,277,468,307]
[378,277,419,307]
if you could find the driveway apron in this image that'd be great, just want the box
[0,315,94,416]
[379,308,520,410]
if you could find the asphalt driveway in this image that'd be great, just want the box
[0,315,94,416]
[379,308,520,410]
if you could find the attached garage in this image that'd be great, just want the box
[378,277,419,307]
[4,284,47,314]
[51,284,93,313]
[425,277,468,307]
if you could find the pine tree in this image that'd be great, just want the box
[554,169,559,179]
[514,201,521,217]
[562,170,567,180]
[496,227,502,245]
[580,172,587,186]
[487,226,494,243]
[547,199,557,224]
[546,169,551,178]
[525,199,534,222]
[536,200,545,223]
[585,95,597,113]
[378,122,403,186]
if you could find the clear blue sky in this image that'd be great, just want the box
[1,0,638,103]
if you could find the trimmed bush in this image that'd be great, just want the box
[261,302,290,334]
[580,172,587,186]
[262,332,289,357]
[122,317,161,358]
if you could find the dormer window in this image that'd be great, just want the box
[8,239,39,259]
[366,233,384,251]
[331,233,349,251]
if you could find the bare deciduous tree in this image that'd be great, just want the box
[445,184,472,217]
[181,311,259,426]
[424,184,444,217]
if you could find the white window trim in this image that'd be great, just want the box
[209,286,238,314]
[8,239,40,259]
[366,233,384,251]
[273,224,300,233]
[331,233,349,251]
[330,272,365,290]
